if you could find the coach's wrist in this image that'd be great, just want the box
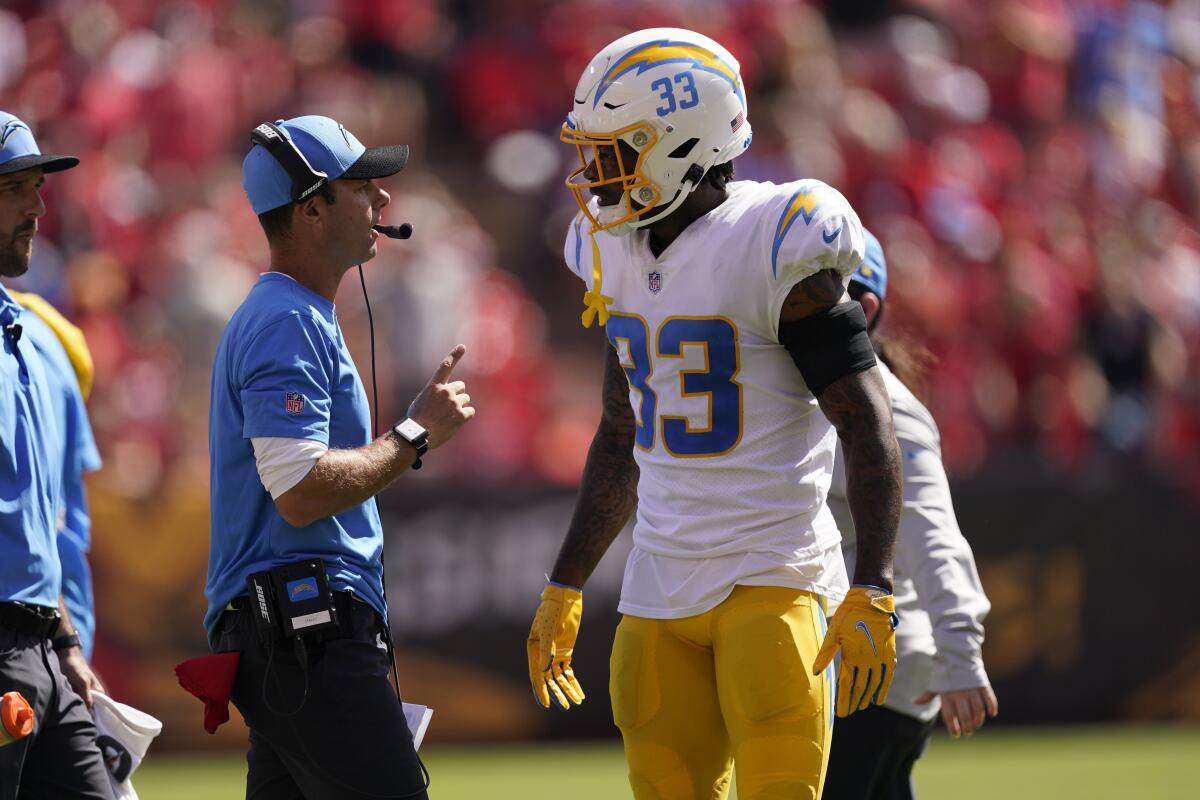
[51,632,82,652]
[391,418,429,470]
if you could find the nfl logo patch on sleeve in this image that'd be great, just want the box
[285,392,305,415]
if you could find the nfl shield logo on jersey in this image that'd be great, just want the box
[648,270,663,295]
[285,392,305,415]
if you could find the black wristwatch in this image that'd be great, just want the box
[51,633,81,652]
[392,418,429,470]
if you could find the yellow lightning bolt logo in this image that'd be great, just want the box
[595,40,744,109]
[772,187,824,276]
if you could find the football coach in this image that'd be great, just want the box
[0,111,113,798]
[205,115,474,799]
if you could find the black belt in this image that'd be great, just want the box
[0,602,61,640]
[226,590,367,613]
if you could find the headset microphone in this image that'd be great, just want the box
[373,223,413,240]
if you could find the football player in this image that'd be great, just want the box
[527,28,903,799]
[824,230,997,799]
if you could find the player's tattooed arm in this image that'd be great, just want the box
[549,342,639,588]
[779,267,850,321]
[818,368,901,590]
[782,270,902,591]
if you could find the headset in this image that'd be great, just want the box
[248,123,426,799]
[249,121,412,242]
[250,122,328,203]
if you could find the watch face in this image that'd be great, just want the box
[396,418,426,441]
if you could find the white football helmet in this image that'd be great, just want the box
[562,28,753,235]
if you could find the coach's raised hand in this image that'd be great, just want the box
[407,344,475,448]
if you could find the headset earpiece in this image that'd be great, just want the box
[250,122,329,204]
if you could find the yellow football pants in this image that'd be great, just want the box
[610,585,834,800]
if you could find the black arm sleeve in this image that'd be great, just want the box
[778,302,877,397]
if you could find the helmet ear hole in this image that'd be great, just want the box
[667,138,700,159]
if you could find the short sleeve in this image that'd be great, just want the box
[66,389,101,474]
[563,210,595,290]
[238,313,335,443]
[766,180,866,324]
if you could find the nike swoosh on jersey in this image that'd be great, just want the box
[822,225,843,244]
[855,620,877,656]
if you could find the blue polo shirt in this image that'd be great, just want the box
[18,309,102,658]
[0,285,62,609]
[204,272,385,641]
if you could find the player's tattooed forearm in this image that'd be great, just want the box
[779,269,850,323]
[549,345,639,587]
[819,368,902,588]
[600,343,638,436]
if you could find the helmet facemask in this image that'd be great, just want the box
[561,121,664,235]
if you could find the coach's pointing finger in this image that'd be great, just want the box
[430,344,466,385]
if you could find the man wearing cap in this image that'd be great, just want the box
[0,111,114,798]
[205,115,474,798]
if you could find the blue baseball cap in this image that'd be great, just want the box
[242,115,408,214]
[0,111,78,175]
[851,228,887,302]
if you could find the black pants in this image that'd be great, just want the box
[213,597,428,800]
[824,704,936,800]
[0,627,114,800]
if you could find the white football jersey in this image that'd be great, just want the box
[565,179,866,618]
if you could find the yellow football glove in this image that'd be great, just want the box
[527,582,585,710]
[813,585,899,718]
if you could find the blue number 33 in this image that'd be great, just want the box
[651,72,700,117]
[607,315,742,457]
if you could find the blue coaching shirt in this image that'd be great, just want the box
[18,309,102,658]
[0,285,62,609]
[205,272,386,641]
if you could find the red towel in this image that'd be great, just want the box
[174,653,240,734]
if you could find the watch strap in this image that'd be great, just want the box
[51,632,81,652]
[393,418,429,469]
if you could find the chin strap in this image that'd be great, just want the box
[580,230,614,328]
[626,165,703,232]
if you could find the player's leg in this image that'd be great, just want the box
[713,586,831,800]
[611,613,733,800]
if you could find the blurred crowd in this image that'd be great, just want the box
[2,0,1199,499]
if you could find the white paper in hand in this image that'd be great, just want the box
[402,703,433,750]
[91,691,164,800]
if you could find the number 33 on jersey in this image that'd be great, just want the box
[565,178,866,467]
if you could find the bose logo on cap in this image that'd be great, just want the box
[253,123,282,142]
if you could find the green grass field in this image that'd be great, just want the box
[132,725,1200,799]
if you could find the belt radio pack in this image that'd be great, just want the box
[246,559,339,643]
